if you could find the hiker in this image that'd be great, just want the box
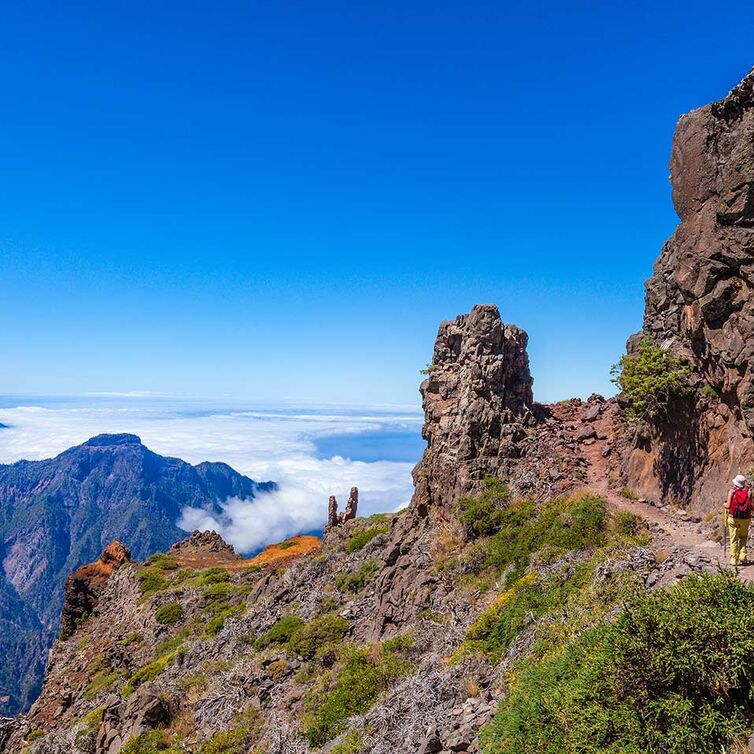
[725,474,752,567]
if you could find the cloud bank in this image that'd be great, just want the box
[0,399,423,553]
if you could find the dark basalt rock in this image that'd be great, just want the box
[411,304,535,514]
[621,68,754,511]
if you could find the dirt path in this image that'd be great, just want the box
[577,405,754,582]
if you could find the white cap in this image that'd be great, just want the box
[733,474,747,489]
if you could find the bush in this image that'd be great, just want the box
[480,573,754,754]
[123,653,175,696]
[458,477,511,538]
[253,615,306,651]
[84,670,122,700]
[611,336,691,422]
[144,553,179,571]
[198,567,232,585]
[206,605,245,637]
[136,568,168,598]
[155,601,183,626]
[121,731,181,754]
[303,643,413,746]
[463,562,594,662]
[335,560,377,594]
[479,492,608,583]
[344,525,388,554]
[330,729,364,754]
[613,510,644,538]
[620,486,638,500]
[278,539,299,550]
[289,614,350,658]
[199,708,261,753]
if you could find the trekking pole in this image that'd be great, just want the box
[723,509,728,564]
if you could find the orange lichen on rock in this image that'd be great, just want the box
[60,541,131,637]
[248,535,322,568]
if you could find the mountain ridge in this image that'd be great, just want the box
[0,434,273,714]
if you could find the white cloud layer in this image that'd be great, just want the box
[0,399,423,554]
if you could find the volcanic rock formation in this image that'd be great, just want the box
[60,541,131,639]
[325,487,359,531]
[411,304,535,513]
[621,68,754,511]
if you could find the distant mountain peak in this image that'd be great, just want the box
[81,433,143,447]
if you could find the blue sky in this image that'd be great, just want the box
[2,1,753,405]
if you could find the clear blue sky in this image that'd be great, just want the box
[2,1,753,405]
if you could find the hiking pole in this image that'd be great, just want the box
[723,509,728,564]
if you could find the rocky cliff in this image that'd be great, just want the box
[412,304,588,513]
[621,68,754,511]
[0,434,273,714]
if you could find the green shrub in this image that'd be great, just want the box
[136,568,168,598]
[619,486,638,500]
[122,653,175,696]
[121,730,181,754]
[330,729,364,754]
[289,614,350,658]
[478,492,608,583]
[202,582,235,604]
[344,525,388,554]
[198,567,232,585]
[199,708,261,753]
[27,729,45,742]
[458,477,511,538]
[154,630,188,658]
[84,670,122,700]
[610,336,691,422]
[613,510,644,538]
[206,604,245,637]
[463,562,594,662]
[702,383,718,399]
[120,631,144,646]
[335,560,377,594]
[74,707,103,746]
[144,553,179,571]
[155,601,183,626]
[278,539,299,550]
[253,615,306,651]
[303,643,413,746]
[480,573,754,754]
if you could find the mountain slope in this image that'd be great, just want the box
[0,433,273,714]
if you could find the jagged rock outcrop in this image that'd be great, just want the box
[61,542,131,638]
[411,304,535,513]
[169,530,238,558]
[324,487,359,531]
[621,68,754,511]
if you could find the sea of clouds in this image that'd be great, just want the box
[0,397,424,553]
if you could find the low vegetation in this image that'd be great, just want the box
[121,730,182,754]
[302,640,414,746]
[335,559,377,593]
[254,615,306,651]
[155,601,183,626]
[344,524,389,553]
[610,335,691,422]
[199,708,261,754]
[480,573,754,754]
[452,483,612,588]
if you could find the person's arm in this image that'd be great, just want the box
[725,489,733,514]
